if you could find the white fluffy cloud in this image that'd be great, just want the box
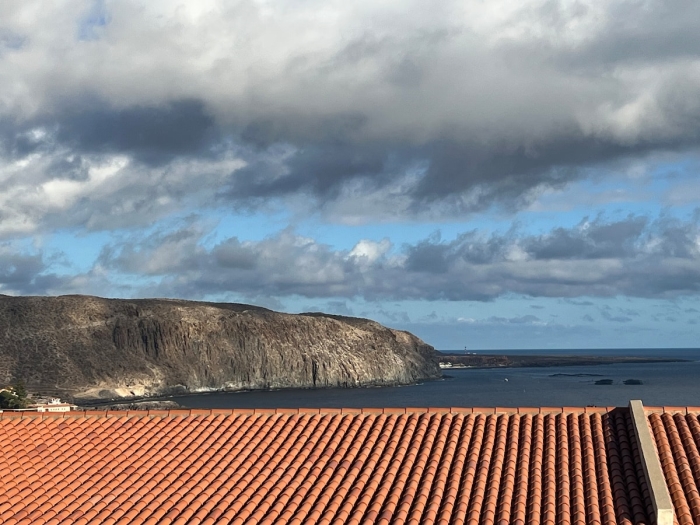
[3,1,697,143]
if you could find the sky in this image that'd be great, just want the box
[1,1,699,350]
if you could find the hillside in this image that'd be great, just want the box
[0,295,440,400]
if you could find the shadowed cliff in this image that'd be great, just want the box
[0,295,440,400]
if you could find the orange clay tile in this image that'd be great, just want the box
[647,412,700,525]
[0,406,683,524]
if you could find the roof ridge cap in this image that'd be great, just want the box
[0,405,634,419]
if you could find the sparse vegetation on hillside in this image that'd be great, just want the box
[0,295,440,400]
[0,380,31,409]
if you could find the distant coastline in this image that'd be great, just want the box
[76,353,700,409]
[77,352,692,408]
[437,352,688,369]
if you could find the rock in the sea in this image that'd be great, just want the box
[623,379,643,385]
[0,295,440,400]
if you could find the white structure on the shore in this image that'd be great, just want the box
[31,398,77,412]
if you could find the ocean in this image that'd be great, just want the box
[170,348,700,409]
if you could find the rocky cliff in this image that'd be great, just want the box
[0,295,440,400]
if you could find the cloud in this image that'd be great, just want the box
[323,301,355,317]
[600,310,632,323]
[91,213,700,301]
[374,309,412,324]
[565,299,595,306]
[0,127,245,237]
[406,317,602,350]
[0,243,74,295]
[55,100,217,165]
[0,0,699,232]
[98,220,208,275]
[527,216,649,260]
[478,315,544,325]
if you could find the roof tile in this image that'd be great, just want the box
[648,412,700,524]
[0,407,686,524]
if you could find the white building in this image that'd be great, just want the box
[31,398,77,412]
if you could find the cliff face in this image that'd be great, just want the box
[0,295,440,400]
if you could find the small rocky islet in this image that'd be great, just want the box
[594,378,644,385]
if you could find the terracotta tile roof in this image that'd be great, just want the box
[0,407,660,524]
[647,408,700,525]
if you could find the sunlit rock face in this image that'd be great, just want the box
[0,295,440,400]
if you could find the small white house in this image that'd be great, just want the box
[31,398,76,412]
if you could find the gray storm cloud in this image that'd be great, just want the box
[0,0,699,231]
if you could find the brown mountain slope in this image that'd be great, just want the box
[0,295,440,400]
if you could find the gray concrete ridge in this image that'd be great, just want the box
[629,400,674,525]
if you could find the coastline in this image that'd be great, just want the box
[437,353,688,369]
[74,353,689,409]
[74,377,444,409]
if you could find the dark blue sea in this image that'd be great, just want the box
[172,348,700,409]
